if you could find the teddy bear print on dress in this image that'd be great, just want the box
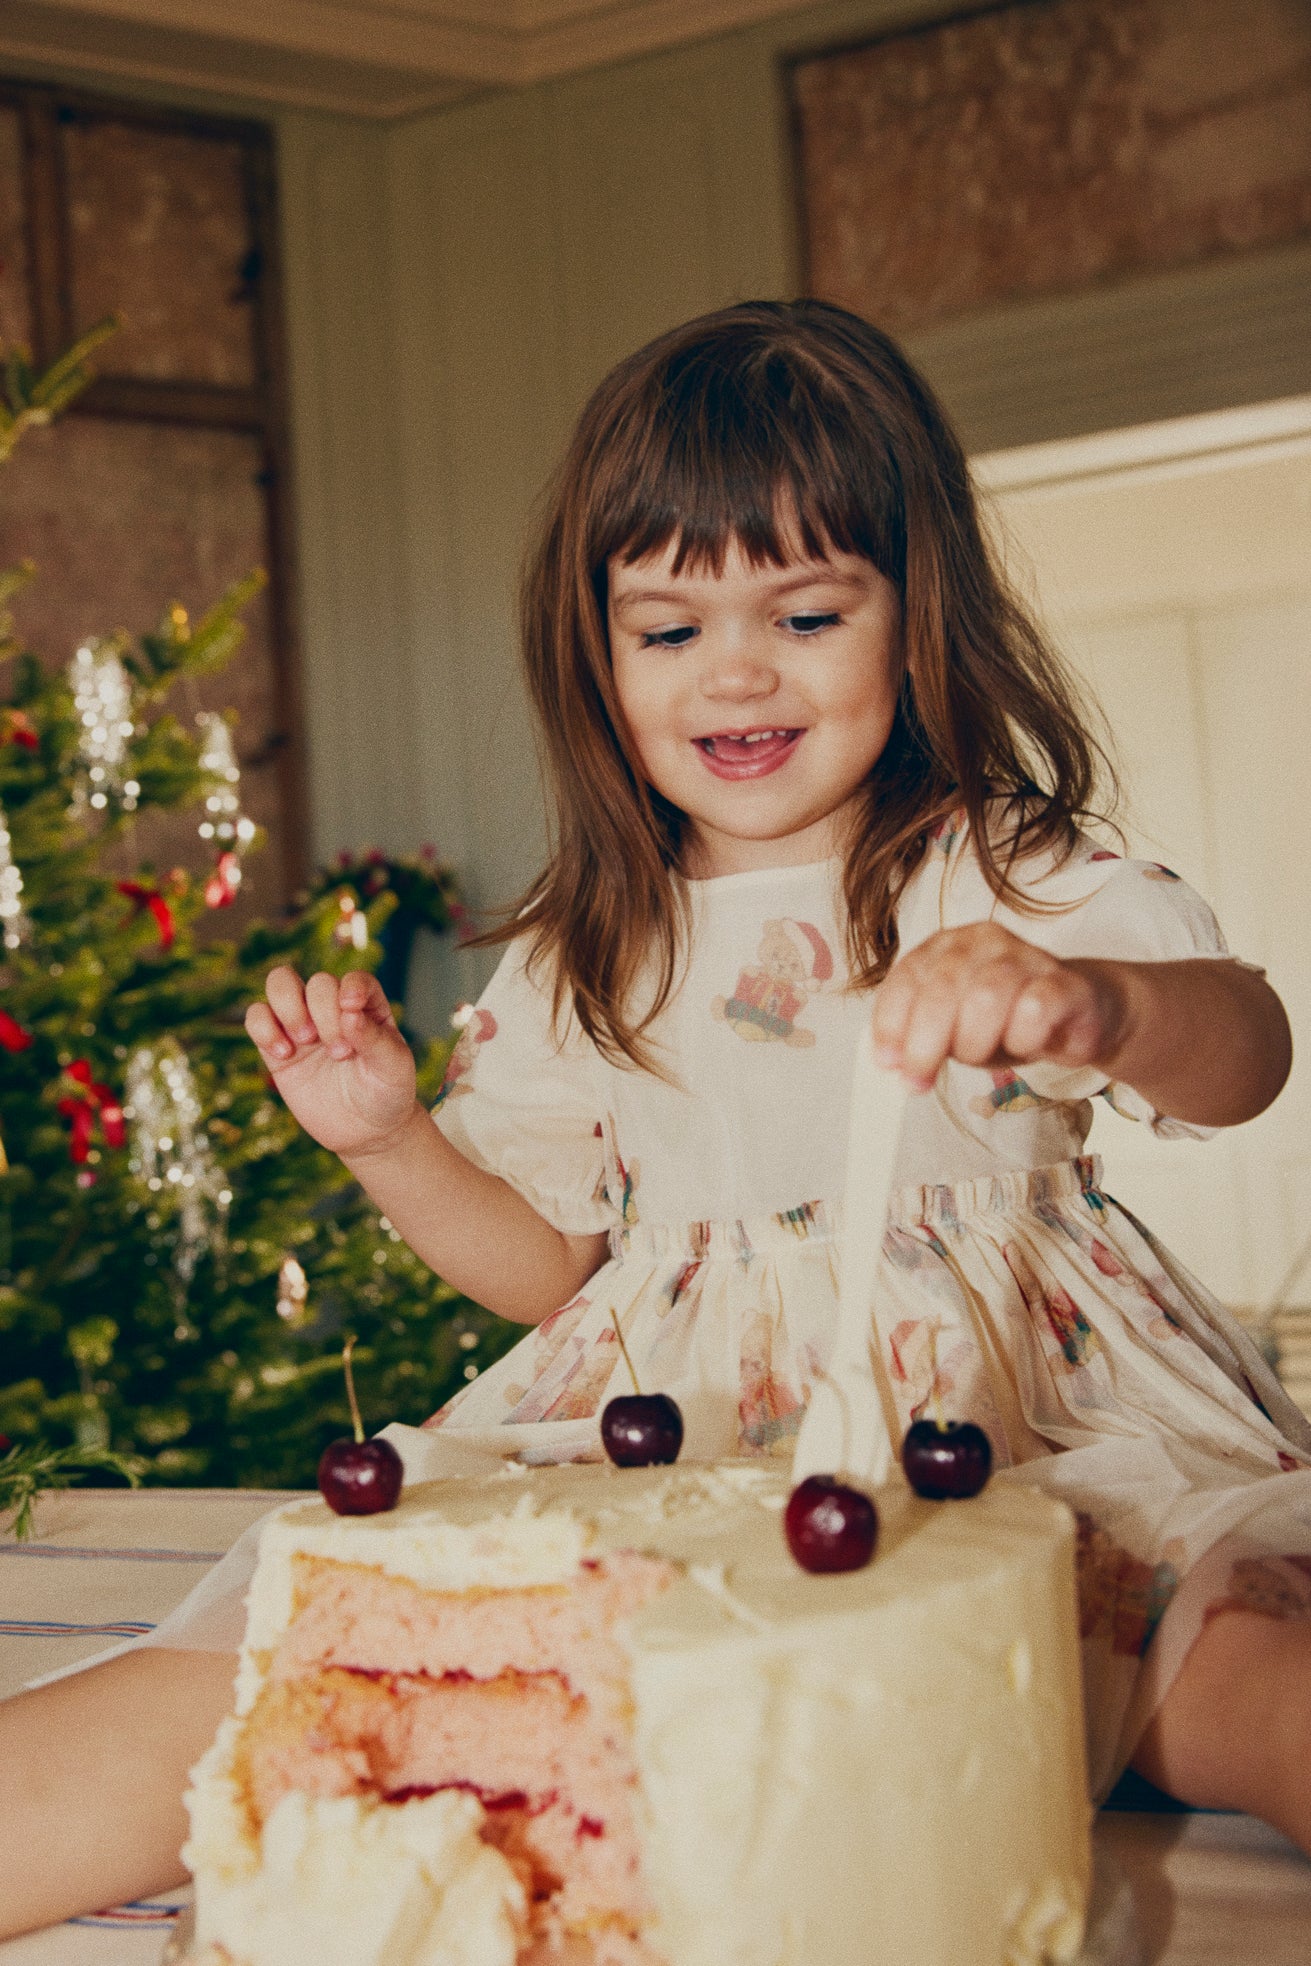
[711,918,834,1047]
[969,1066,1053,1118]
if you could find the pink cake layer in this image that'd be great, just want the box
[272,1551,669,1708]
[235,1551,676,1964]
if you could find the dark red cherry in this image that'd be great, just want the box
[0,1434,11,1454]
[784,1476,879,1573]
[601,1393,683,1467]
[901,1418,992,1499]
[317,1435,404,1515]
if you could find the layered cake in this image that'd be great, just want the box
[183,1460,1091,1966]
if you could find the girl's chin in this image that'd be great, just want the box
[682,814,845,877]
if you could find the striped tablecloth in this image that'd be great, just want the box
[3,1485,1310,1965]
[0,1485,298,1966]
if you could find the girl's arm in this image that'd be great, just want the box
[0,1647,238,1939]
[246,968,608,1324]
[341,1101,608,1322]
[871,924,1292,1127]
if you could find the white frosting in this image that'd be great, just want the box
[190,1460,1091,1966]
[625,1478,1089,1966]
[186,1786,525,1966]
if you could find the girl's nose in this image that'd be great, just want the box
[698,635,779,701]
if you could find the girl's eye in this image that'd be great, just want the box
[783,612,841,636]
[638,626,698,648]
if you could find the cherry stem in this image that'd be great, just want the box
[928,1321,945,1432]
[609,1306,641,1397]
[342,1333,365,1445]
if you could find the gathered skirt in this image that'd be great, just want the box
[427,1155,1311,1798]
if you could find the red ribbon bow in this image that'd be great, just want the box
[57,1059,126,1164]
[116,879,177,950]
[204,850,242,909]
[0,1010,32,1053]
[1,709,38,751]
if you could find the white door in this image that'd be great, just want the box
[973,400,1311,1323]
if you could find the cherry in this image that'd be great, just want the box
[317,1333,404,1516]
[901,1418,992,1500]
[318,1435,403,1515]
[601,1393,683,1467]
[784,1475,879,1573]
[0,1434,11,1455]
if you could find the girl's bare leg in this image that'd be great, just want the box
[0,1646,238,1940]
[1132,1607,1311,1853]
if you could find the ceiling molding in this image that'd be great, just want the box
[0,0,810,114]
[973,395,1311,496]
[513,0,806,83]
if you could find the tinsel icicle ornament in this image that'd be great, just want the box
[196,713,256,907]
[69,639,140,814]
[0,800,30,949]
[332,890,370,950]
[276,1253,310,1325]
[123,1039,231,1280]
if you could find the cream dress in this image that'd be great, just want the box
[428,816,1311,1798]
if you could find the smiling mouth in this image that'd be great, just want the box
[694,728,803,777]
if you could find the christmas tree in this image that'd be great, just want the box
[0,331,515,1501]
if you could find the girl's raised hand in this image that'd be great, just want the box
[871,923,1125,1092]
[245,966,418,1159]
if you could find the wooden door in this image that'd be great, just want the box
[976,402,1311,1332]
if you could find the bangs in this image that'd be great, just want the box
[589,340,907,586]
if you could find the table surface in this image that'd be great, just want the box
[2,1487,1309,1966]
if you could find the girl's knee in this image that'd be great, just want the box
[1134,1609,1311,1824]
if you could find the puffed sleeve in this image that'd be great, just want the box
[943,834,1239,1137]
[431,938,620,1235]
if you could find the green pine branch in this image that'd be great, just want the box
[0,1438,142,1542]
[1,319,120,464]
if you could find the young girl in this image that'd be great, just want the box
[3,299,1310,1938]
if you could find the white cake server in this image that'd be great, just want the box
[790,1017,909,1489]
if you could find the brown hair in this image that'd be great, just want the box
[473,299,1111,1068]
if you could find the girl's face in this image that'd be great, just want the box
[608,534,902,879]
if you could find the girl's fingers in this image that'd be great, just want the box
[870,961,919,1065]
[245,1000,293,1062]
[897,979,964,1089]
[341,985,407,1070]
[339,970,396,1028]
[264,965,316,1045]
[951,959,1029,1067]
[874,952,965,1083]
[1006,970,1104,1067]
[304,971,348,1056]
[873,929,1108,1082]
[250,968,400,1072]
[1001,973,1069,1060]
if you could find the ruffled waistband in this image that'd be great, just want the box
[607,1155,1105,1263]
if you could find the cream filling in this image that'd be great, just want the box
[187,1782,525,1966]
